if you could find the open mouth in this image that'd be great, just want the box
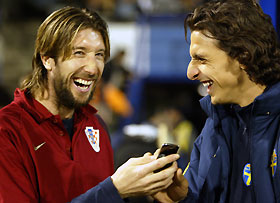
[202,80,213,88]
[73,78,93,90]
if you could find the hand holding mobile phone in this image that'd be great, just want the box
[154,143,179,173]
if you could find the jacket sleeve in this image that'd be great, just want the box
[178,135,203,203]
[181,116,222,203]
[179,188,198,203]
[180,117,212,203]
[0,128,39,202]
[71,177,125,203]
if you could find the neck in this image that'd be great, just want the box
[238,81,266,107]
[34,89,75,119]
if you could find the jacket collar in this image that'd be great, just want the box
[200,96,232,128]
[14,88,97,124]
[253,82,280,115]
[199,82,280,126]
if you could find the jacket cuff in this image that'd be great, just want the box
[100,177,124,202]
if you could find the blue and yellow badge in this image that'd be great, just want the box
[243,163,251,186]
[271,149,277,177]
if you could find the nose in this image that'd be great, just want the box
[187,61,200,80]
[84,56,100,75]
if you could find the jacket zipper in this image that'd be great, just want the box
[248,105,257,202]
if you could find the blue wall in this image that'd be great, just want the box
[136,15,191,81]
[259,0,278,31]
[149,17,189,80]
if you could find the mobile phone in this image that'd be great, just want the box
[154,143,179,173]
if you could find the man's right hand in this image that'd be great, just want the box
[111,152,179,199]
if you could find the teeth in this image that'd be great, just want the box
[202,81,213,87]
[74,78,93,86]
[79,86,88,90]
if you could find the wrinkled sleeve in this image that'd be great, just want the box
[0,128,38,202]
[71,177,125,203]
[178,136,202,203]
[181,117,217,203]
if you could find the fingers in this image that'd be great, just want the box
[128,150,159,166]
[174,168,189,189]
[144,152,153,157]
[153,191,174,203]
[126,153,180,179]
[176,168,183,180]
[140,173,175,195]
[127,155,154,165]
[154,148,161,157]
[148,175,174,192]
[152,162,177,180]
[146,153,180,172]
[143,161,178,191]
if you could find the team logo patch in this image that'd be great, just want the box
[243,163,251,186]
[271,149,277,177]
[85,127,100,152]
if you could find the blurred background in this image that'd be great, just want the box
[0,0,279,201]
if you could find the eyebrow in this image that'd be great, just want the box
[97,48,106,53]
[73,46,87,51]
[73,46,105,53]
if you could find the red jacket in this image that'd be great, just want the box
[0,89,114,202]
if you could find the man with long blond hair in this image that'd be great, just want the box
[0,7,180,202]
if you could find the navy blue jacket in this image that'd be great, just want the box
[71,177,124,202]
[183,82,280,202]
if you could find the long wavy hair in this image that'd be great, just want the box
[185,0,280,86]
[20,7,110,97]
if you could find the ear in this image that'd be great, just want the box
[240,64,246,70]
[41,55,55,71]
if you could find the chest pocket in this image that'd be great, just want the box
[199,146,230,203]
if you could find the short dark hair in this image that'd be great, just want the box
[185,0,280,86]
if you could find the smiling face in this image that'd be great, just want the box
[48,28,105,109]
[187,31,250,105]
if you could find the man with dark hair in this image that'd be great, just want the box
[0,7,180,202]
[153,0,280,202]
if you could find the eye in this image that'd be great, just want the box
[192,56,206,64]
[73,50,85,57]
[197,56,206,62]
[96,52,105,60]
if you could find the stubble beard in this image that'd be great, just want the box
[53,77,95,109]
